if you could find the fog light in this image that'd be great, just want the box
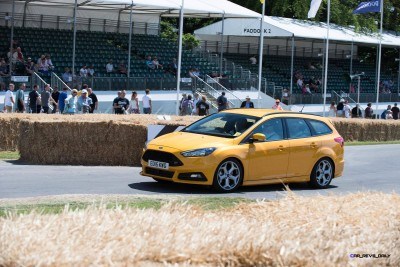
[190,174,202,178]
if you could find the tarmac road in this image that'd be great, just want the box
[1,144,399,200]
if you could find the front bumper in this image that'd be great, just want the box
[140,147,218,185]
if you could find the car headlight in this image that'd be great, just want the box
[181,147,216,157]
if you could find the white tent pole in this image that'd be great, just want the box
[175,0,184,115]
[72,0,78,77]
[219,12,225,76]
[349,40,353,92]
[127,1,134,87]
[289,35,295,97]
[9,0,15,74]
[375,0,383,113]
[322,0,330,117]
[257,1,266,108]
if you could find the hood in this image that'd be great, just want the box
[149,131,234,151]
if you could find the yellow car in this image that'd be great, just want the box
[141,109,344,192]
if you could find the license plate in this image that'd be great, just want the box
[148,160,169,170]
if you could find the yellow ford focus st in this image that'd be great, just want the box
[141,109,344,192]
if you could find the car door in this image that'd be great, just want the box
[246,118,290,181]
[285,118,320,178]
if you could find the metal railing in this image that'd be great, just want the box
[51,72,72,91]
[31,72,50,90]
[194,75,238,109]
[205,74,242,108]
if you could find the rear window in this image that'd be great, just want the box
[286,118,312,139]
[307,119,333,135]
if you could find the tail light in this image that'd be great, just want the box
[334,136,344,147]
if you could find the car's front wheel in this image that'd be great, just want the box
[310,158,334,189]
[213,158,243,192]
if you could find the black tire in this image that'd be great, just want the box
[212,158,243,192]
[309,158,334,189]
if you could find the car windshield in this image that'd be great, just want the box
[182,113,260,138]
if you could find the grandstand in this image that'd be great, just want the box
[0,26,221,91]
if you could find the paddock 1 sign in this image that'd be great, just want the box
[243,28,272,34]
[11,76,29,82]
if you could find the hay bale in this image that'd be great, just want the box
[0,116,21,151]
[18,119,147,166]
[332,118,400,142]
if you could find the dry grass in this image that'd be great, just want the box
[0,192,399,266]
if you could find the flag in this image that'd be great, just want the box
[353,0,381,14]
[308,0,323,19]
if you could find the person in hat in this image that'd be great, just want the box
[77,89,93,114]
[240,96,254,108]
[272,99,283,110]
[64,89,78,114]
[337,99,345,117]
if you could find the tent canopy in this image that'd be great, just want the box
[0,0,261,21]
[194,16,400,47]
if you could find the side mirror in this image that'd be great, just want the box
[249,133,266,143]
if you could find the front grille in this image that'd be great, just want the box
[142,150,183,166]
[145,167,174,178]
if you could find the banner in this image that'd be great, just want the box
[353,0,381,14]
[308,0,323,19]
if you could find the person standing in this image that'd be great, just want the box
[28,84,41,113]
[15,83,26,113]
[391,103,399,120]
[196,95,210,116]
[328,101,337,117]
[337,99,345,117]
[77,89,93,114]
[87,88,98,114]
[58,87,69,114]
[351,104,362,118]
[51,86,60,113]
[64,89,78,115]
[113,90,129,115]
[40,84,56,114]
[364,102,373,119]
[129,91,140,114]
[180,94,194,116]
[343,100,351,118]
[272,99,283,110]
[4,83,15,113]
[240,96,254,108]
[142,89,152,114]
[217,92,228,112]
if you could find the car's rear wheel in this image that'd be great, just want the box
[310,158,334,189]
[213,158,243,192]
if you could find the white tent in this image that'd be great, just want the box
[195,16,400,47]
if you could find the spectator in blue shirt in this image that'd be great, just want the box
[58,87,69,113]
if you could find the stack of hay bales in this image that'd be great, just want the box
[331,118,400,141]
[0,113,399,166]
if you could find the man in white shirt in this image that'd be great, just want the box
[106,60,114,74]
[80,65,88,77]
[142,89,152,114]
[4,83,15,113]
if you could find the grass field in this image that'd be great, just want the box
[0,192,398,266]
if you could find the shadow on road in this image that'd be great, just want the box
[128,181,338,195]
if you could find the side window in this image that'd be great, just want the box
[286,118,312,139]
[252,119,284,141]
[308,119,333,135]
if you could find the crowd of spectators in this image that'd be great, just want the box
[1,82,99,114]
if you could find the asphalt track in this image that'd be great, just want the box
[1,144,399,200]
